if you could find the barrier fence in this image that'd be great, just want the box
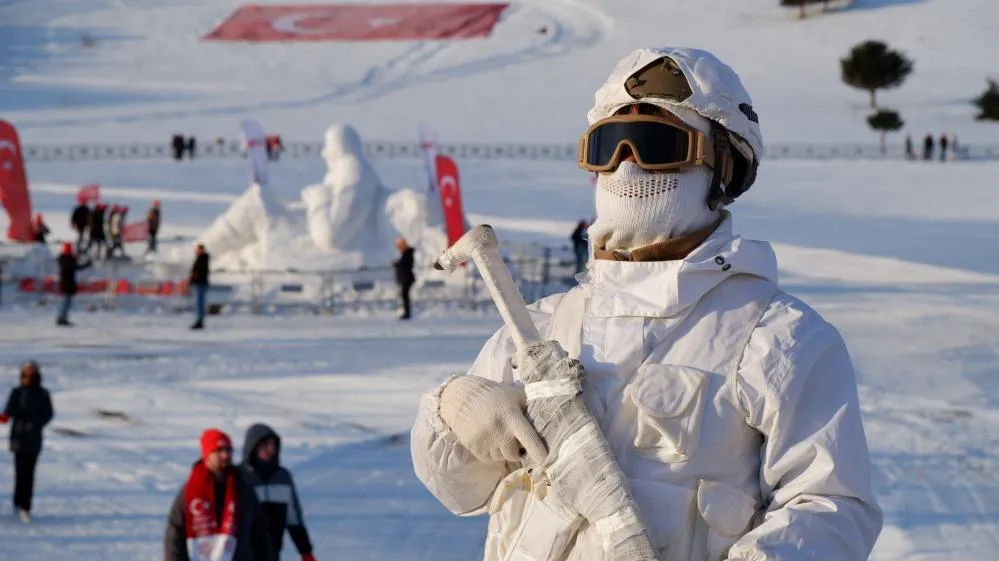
[20,140,998,163]
[1,242,581,315]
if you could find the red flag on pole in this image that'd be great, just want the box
[0,120,33,242]
[77,183,101,204]
[435,155,466,247]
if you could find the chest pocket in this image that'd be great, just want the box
[628,364,710,463]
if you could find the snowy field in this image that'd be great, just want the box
[1,155,998,561]
[3,0,999,559]
[3,0,999,146]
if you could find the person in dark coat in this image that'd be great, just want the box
[239,424,316,561]
[71,201,90,249]
[147,200,161,253]
[393,238,415,320]
[189,244,210,330]
[939,133,949,162]
[922,132,934,161]
[904,134,914,161]
[57,242,92,327]
[1,360,54,523]
[88,203,108,260]
[186,136,197,160]
[32,213,50,245]
[172,134,186,161]
[570,220,589,274]
[164,428,275,561]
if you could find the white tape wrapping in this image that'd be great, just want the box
[524,378,581,401]
[549,422,601,476]
[594,506,644,536]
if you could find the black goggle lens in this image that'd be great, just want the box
[585,121,691,168]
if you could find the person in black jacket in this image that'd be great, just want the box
[239,424,316,561]
[57,243,91,327]
[71,201,91,249]
[164,428,274,561]
[32,213,50,245]
[392,238,415,320]
[189,244,210,330]
[1,360,54,523]
[88,203,108,260]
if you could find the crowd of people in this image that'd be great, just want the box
[905,131,962,161]
[1,360,317,559]
[67,198,162,260]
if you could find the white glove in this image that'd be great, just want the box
[439,375,548,466]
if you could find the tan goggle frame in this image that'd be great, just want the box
[577,115,732,184]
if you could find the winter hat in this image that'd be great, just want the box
[62,242,73,255]
[200,428,232,460]
[585,47,761,252]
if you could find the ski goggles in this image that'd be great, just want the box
[577,115,717,173]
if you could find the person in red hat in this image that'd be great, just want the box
[70,199,91,250]
[56,242,91,327]
[165,428,274,561]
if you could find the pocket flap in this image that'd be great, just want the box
[630,365,708,419]
[697,481,758,537]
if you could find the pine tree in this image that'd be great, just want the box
[841,41,914,108]
[973,79,999,121]
[867,109,904,155]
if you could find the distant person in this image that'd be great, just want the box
[904,134,915,161]
[189,243,210,330]
[570,220,588,274]
[164,428,275,561]
[106,205,127,259]
[939,132,949,162]
[393,238,415,320]
[31,213,49,245]
[172,134,185,161]
[57,242,91,326]
[70,200,90,249]
[186,136,197,160]
[146,200,161,253]
[1,360,54,524]
[950,133,960,160]
[923,132,934,161]
[239,424,316,561]
[87,203,108,260]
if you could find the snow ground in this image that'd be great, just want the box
[1,156,998,560]
[2,0,999,559]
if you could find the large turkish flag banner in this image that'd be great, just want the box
[205,4,508,42]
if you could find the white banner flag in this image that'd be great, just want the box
[240,119,269,187]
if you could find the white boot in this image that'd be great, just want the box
[18,509,31,523]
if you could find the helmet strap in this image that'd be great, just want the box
[707,121,732,211]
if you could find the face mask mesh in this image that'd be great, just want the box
[596,161,679,198]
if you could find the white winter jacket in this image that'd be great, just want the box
[411,213,882,561]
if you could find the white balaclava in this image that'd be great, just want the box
[584,47,764,253]
[588,144,719,251]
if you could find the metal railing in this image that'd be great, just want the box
[1,243,583,316]
[20,140,998,163]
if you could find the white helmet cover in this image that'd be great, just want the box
[587,47,763,168]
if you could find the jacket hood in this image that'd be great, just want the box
[242,423,281,465]
[582,211,778,318]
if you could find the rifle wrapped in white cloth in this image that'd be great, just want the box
[434,225,658,561]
